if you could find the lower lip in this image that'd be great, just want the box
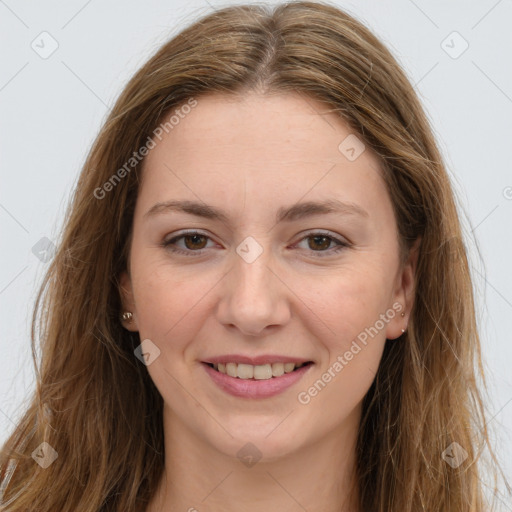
[202,363,313,399]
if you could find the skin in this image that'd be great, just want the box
[119,91,418,512]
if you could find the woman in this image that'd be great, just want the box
[0,2,506,511]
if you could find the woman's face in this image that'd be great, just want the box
[120,92,416,460]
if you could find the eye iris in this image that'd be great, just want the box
[184,234,207,250]
[308,235,331,251]
[177,234,337,252]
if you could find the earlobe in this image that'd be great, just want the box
[385,304,408,341]
[118,270,138,331]
[386,237,421,340]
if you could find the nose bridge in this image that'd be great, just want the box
[234,250,273,299]
[217,240,290,335]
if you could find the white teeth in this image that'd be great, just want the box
[237,363,254,379]
[253,364,272,380]
[271,362,284,377]
[284,362,296,373]
[226,363,237,377]
[213,361,308,380]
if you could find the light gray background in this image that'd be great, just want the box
[1,0,511,504]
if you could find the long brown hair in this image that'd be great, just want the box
[0,2,507,510]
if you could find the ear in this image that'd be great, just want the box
[385,237,421,340]
[119,270,139,332]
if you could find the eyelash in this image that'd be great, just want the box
[161,230,350,258]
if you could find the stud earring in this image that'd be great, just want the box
[401,311,406,334]
[121,311,133,322]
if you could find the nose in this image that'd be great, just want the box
[215,248,291,337]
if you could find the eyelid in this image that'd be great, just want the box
[294,229,351,246]
[291,230,350,257]
[161,229,351,256]
[162,229,217,252]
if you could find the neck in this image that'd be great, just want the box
[146,404,362,512]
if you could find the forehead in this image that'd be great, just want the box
[147,92,370,163]
[138,92,389,221]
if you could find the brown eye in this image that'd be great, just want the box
[295,231,350,257]
[182,234,208,250]
[162,231,215,255]
[307,235,332,251]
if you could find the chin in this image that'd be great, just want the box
[210,423,306,462]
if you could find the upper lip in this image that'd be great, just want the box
[203,355,313,366]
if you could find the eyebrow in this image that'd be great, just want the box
[144,198,369,224]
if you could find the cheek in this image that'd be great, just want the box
[131,260,214,346]
[296,276,389,421]
[299,341,384,434]
[304,265,392,350]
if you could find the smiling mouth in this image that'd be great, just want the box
[204,361,313,380]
